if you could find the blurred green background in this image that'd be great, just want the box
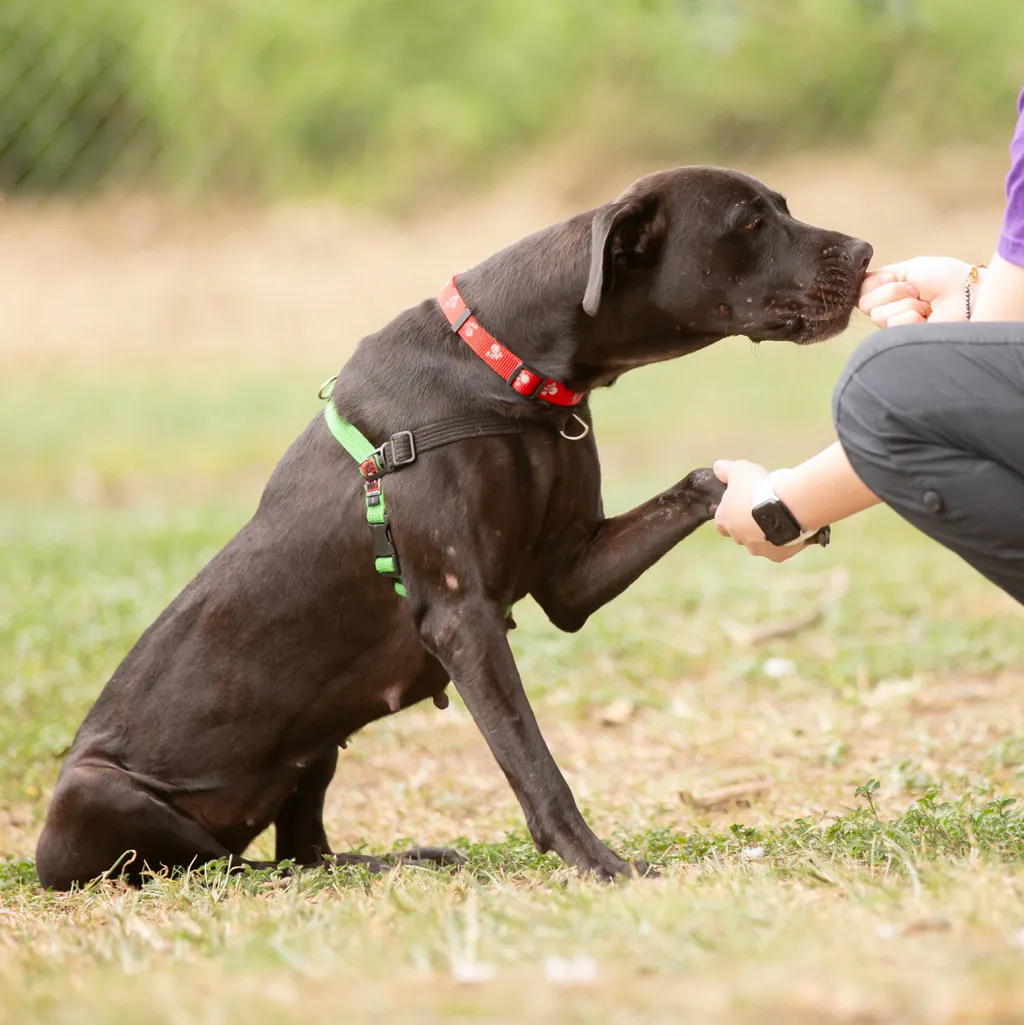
[3,0,1023,203]
[2,4,1023,1021]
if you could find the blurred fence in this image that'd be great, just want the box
[2,0,1022,205]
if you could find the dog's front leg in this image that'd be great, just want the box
[533,467,724,632]
[416,596,649,880]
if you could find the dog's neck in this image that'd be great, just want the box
[454,215,592,387]
[455,213,721,394]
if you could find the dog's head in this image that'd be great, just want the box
[582,166,872,348]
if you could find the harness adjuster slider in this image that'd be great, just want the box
[507,362,543,399]
[364,479,383,506]
[379,430,416,470]
[451,307,472,333]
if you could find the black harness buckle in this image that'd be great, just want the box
[368,521,401,576]
[380,430,416,470]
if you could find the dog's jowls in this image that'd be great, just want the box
[36,167,871,888]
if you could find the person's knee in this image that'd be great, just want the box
[835,324,939,413]
[831,328,949,509]
[833,322,1020,451]
[835,331,916,451]
[832,327,1024,602]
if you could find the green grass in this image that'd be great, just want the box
[2,317,1023,1022]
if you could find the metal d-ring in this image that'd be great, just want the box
[559,412,590,441]
[318,374,339,401]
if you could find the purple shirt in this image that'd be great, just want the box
[997,88,1024,266]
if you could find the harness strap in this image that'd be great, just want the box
[324,400,405,595]
[323,399,377,465]
[376,416,551,476]
[322,392,560,598]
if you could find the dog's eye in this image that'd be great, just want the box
[742,217,763,231]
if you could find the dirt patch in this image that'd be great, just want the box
[5,671,1020,865]
[295,669,1024,857]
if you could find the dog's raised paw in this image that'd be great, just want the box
[680,467,726,512]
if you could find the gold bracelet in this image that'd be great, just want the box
[964,263,985,320]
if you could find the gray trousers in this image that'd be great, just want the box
[833,323,1024,605]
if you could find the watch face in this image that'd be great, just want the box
[751,499,802,546]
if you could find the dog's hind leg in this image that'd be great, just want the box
[274,747,337,865]
[35,762,238,890]
[274,746,466,871]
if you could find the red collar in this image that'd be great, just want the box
[437,277,584,407]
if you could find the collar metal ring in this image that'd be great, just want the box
[318,374,339,401]
[559,412,590,441]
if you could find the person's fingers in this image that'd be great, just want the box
[858,280,919,314]
[869,296,931,328]
[859,270,894,296]
[874,260,913,281]
[748,542,804,563]
[886,308,928,327]
[713,501,730,537]
[713,459,732,484]
[860,260,915,291]
[768,545,805,563]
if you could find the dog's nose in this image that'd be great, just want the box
[846,240,874,277]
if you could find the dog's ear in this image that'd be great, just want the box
[582,195,666,316]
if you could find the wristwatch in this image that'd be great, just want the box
[751,471,830,548]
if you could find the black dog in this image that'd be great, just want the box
[36,167,871,888]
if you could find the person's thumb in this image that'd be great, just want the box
[713,459,732,484]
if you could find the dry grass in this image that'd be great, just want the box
[0,145,1009,375]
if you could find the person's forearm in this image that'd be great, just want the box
[771,441,880,531]
[973,254,1024,321]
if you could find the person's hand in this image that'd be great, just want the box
[858,257,975,328]
[712,460,805,564]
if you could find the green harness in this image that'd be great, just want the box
[318,375,581,601]
[321,383,408,597]
[322,279,593,603]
